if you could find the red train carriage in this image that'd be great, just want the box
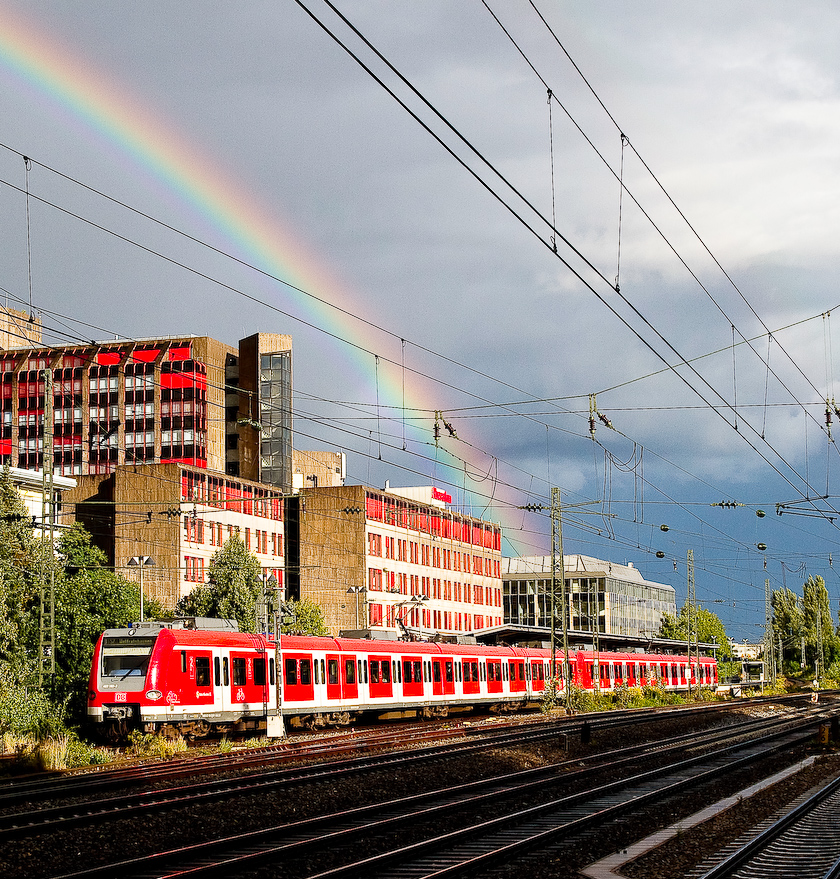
[87,620,717,740]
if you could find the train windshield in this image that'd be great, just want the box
[100,636,156,679]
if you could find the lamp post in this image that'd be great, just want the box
[346,585,365,630]
[127,556,155,623]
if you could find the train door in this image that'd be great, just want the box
[462,659,480,696]
[431,658,445,696]
[486,660,503,694]
[442,659,454,695]
[325,653,358,701]
[182,649,215,706]
[401,655,424,698]
[530,660,546,692]
[282,653,315,707]
[228,651,270,707]
[508,660,526,694]
[368,655,393,700]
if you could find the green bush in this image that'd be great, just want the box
[127,729,187,760]
[0,682,66,738]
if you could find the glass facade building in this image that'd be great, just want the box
[503,555,676,640]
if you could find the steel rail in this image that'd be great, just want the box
[698,771,840,879]
[301,718,829,879]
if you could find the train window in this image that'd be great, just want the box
[364,660,368,683]
[320,659,325,683]
[345,659,356,684]
[270,658,276,686]
[195,656,211,686]
[403,659,412,682]
[394,660,400,683]
[300,660,312,686]
[223,657,230,687]
[328,659,339,685]
[433,662,442,684]
[313,661,319,685]
[445,661,453,683]
[254,657,266,685]
[233,658,247,686]
[214,657,221,687]
[285,658,298,686]
[181,651,187,674]
[370,661,380,684]
[382,661,390,684]
[414,660,422,682]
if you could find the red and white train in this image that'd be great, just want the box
[87,619,718,739]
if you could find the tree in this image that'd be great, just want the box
[0,468,154,727]
[0,467,47,687]
[53,523,160,720]
[176,533,263,631]
[802,575,839,671]
[280,598,329,636]
[771,587,804,670]
[659,605,731,659]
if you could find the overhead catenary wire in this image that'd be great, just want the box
[524,0,830,410]
[0,67,832,528]
[0,13,832,624]
[293,0,840,523]
[3,166,836,580]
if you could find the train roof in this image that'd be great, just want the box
[96,627,716,663]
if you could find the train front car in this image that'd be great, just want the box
[87,625,160,741]
[88,619,278,741]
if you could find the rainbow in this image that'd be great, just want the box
[0,4,532,544]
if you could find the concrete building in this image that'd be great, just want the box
[5,464,76,534]
[0,331,293,493]
[503,554,677,644]
[66,463,286,609]
[291,449,346,492]
[0,306,41,351]
[286,484,503,639]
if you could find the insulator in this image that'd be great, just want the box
[656,551,665,559]
[660,524,669,532]
[756,509,766,517]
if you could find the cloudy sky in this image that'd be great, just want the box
[1,1,840,640]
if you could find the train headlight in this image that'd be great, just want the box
[145,689,162,701]
[88,690,96,702]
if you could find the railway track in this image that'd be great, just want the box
[0,696,757,815]
[696,771,840,879]
[32,703,835,879]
